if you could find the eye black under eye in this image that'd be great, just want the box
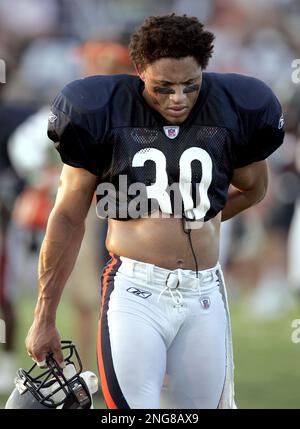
[153,86,175,94]
[183,84,200,93]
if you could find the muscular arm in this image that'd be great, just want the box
[221,160,269,222]
[26,165,98,364]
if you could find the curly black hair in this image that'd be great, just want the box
[129,14,215,70]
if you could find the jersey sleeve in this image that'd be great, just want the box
[47,82,108,176]
[233,87,285,168]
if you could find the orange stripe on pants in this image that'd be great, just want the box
[97,253,118,409]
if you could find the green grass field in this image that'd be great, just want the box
[1,292,300,409]
[231,300,300,409]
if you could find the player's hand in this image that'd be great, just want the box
[25,320,65,369]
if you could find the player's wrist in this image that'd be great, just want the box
[34,297,57,324]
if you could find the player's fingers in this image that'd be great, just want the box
[30,351,48,368]
[35,359,47,368]
[53,348,65,369]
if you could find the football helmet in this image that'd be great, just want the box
[5,340,98,409]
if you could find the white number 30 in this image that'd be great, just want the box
[132,147,212,220]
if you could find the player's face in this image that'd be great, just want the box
[138,57,202,124]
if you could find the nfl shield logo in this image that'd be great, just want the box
[199,297,211,310]
[163,126,180,139]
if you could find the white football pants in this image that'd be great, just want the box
[97,253,236,409]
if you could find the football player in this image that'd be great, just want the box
[25,14,284,409]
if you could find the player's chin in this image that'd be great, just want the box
[165,112,188,124]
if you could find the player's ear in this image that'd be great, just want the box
[135,64,145,81]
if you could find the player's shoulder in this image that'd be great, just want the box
[57,74,139,113]
[205,72,277,111]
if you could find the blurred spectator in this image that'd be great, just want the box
[3,39,80,104]
[0,0,59,37]
[0,84,37,393]
[287,128,300,293]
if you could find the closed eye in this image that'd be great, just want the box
[153,82,200,94]
[183,84,200,93]
[153,86,175,94]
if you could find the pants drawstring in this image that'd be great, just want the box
[157,269,184,307]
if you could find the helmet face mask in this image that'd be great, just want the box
[6,341,96,409]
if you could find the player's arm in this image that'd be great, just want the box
[26,165,98,367]
[221,160,268,222]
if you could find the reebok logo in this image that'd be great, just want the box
[126,287,152,299]
[48,111,57,123]
[278,113,284,130]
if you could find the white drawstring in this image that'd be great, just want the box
[170,287,183,306]
[157,285,170,304]
[157,270,184,307]
[157,285,183,306]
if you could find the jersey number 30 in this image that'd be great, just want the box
[132,147,212,220]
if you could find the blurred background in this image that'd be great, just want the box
[0,0,300,409]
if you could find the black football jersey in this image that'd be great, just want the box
[47,73,284,221]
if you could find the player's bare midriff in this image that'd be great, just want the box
[106,212,221,270]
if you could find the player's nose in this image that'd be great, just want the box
[169,88,187,104]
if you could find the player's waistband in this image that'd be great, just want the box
[116,255,221,291]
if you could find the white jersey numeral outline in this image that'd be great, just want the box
[132,147,212,219]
